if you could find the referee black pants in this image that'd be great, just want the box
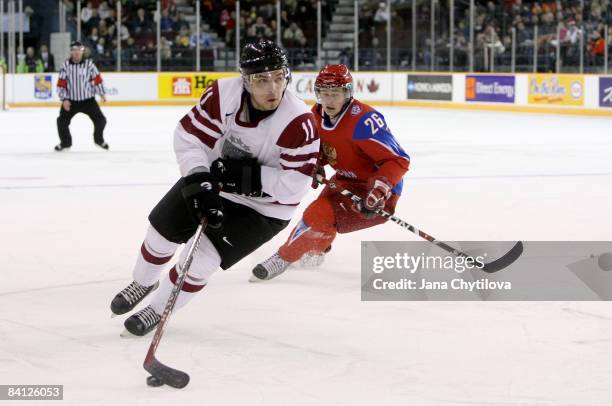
[56,98,106,147]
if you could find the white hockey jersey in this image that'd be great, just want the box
[174,76,320,220]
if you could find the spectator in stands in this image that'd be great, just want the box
[98,1,111,20]
[248,16,271,40]
[86,8,102,33]
[97,37,108,58]
[483,24,505,55]
[142,40,156,57]
[588,29,606,65]
[224,11,237,44]
[81,2,94,25]
[280,10,290,28]
[259,2,275,20]
[359,2,374,31]
[16,53,28,73]
[516,20,533,46]
[283,22,305,48]
[338,47,353,68]
[373,1,389,27]
[104,7,117,27]
[160,9,176,32]
[175,13,190,32]
[190,30,213,49]
[119,37,137,64]
[295,2,312,23]
[130,8,152,35]
[115,21,130,41]
[88,26,100,45]
[40,44,55,72]
[24,47,43,73]
[98,20,110,39]
[219,9,231,40]
[269,20,278,40]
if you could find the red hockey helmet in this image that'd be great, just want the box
[314,64,354,101]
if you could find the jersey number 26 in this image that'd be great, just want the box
[364,113,385,135]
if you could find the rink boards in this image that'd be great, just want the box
[4,71,612,116]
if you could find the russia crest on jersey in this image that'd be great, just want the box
[351,104,362,115]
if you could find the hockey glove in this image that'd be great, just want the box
[181,172,224,228]
[354,176,393,219]
[210,157,263,197]
[311,165,326,189]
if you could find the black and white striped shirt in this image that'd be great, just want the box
[57,58,105,101]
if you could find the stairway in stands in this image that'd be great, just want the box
[174,0,228,69]
[322,0,355,63]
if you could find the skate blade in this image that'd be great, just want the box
[248,274,265,283]
[120,329,140,338]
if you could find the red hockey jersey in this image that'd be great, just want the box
[312,99,409,194]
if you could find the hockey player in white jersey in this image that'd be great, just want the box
[109,39,320,336]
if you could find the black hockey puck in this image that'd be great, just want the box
[147,375,164,387]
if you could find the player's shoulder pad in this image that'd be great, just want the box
[277,112,319,149]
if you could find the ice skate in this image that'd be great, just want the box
[111,280,159,316]
[249,253,292,282]
[121,306,161,337]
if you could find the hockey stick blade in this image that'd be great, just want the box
[141,220,207,389]
[479,241,524,273]
[317,176,524,274]
[144,357,190,389]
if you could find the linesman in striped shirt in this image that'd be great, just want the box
[55,41,108,151]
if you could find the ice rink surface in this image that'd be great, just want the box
[1,105,612,405]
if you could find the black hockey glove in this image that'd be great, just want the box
[311,165,326,189]
[181,172,224,228]
[210,157,263,197]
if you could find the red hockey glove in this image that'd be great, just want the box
[355,176,393,219]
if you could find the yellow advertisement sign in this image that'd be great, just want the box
[158,72,238,99]
[528,75,584,106]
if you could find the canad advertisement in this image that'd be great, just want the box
[465,75,515,103]
[290,72,391,102]
[158,72,238,99]
[599,77,612,108]
[407,75,453,101]
[528,74,584,106]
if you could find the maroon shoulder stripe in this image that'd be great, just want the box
[200,81,222,122]
[192,106,223,135]
[180,116,218,149]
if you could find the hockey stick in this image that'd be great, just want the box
[318,175,523,273]
[143,219,207,389]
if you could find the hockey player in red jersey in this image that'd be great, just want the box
[250,64,410,281]
[109,39,319,336]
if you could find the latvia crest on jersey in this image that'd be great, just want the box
[222,135,252,159]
